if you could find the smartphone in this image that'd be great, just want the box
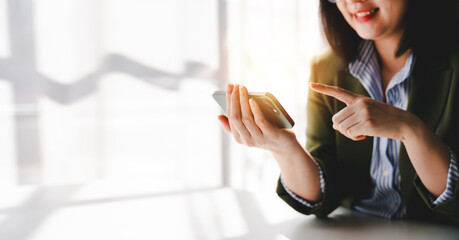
[212,91,295,129]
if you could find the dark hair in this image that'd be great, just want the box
[319,0,459,63]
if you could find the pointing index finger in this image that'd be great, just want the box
[310,82,358,106]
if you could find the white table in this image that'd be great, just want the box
[0,185,457,240]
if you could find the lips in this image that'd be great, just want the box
[353,8,379,23]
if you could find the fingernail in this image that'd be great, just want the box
[240,86,245,94]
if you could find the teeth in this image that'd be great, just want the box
[355,9,376,18]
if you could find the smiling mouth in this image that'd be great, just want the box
[354,8,379,22]
[355,9,378,17]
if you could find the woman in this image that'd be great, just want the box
[218,0,459,225]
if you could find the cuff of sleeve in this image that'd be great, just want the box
[432,149,458,205]
[279,160,326,208]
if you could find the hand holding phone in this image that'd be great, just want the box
[212,90,294,129]
[214,84,298,153]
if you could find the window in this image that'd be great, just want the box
[0,0,222,191]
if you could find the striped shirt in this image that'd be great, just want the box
[282,40,459,219]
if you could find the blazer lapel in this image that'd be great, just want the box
[399,58,453,204]
[339,70,374,176]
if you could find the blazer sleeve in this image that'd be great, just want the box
[412,53,459,224]
[276,55,345,217]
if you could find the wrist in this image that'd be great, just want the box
[400,112,423,144]
[270,138,303,159]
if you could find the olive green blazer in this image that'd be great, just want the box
[277,47,459,225]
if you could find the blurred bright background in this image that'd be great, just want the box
[0,0,327,239]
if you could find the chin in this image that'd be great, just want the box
[357,34,377,40]
[355,29,381,41]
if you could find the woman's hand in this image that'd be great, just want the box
[310,82,452,197]
[218,84,297,154]
[310,82,414,141]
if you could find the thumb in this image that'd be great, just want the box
[285,129,296,138]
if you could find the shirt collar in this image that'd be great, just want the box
[348,40,415,101]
